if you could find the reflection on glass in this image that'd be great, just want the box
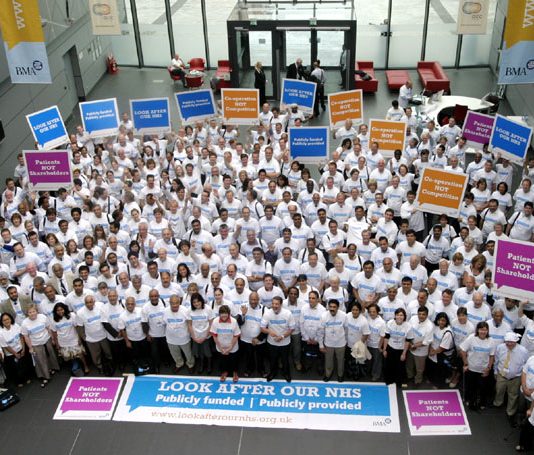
[172,1,206,63]
[137,1,171,66]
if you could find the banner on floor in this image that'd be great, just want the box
[328,89,364,128]
[113,375,400,432]
[456,0,489,35]
[414,168,468,217]
[130,97,171,135]
[89,0,121,35]
[0,0,51,84]
[489,114,532,164]
[498,0,534,84]
[221,88,260,125]
[403,390,471,436]
[281,78,317,113]
[493,238,534,301]
[289,126,329,162]
[25,105,68,149]
[369,119,406,158]
[23,150,73,190]
[54,377,123,420]
[79,98,120,138]
[175,89,217,123]
[461,111,495,148]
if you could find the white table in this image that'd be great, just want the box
[417,95,494,123]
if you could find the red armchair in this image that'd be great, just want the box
[188,58,205,72]
[354,61,378,93]
[215,59,232,91]
[417,61,450,93]
[167,66,182,82]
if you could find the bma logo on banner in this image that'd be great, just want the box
[15,59,44,76]
[503,60,534,77]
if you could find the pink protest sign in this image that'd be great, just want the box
[54,377,123,420]
[493,238,534,302]
[462,111,495,148]
[403,390,470,436]
[23,150,73,191]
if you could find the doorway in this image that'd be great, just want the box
[63,47,86,105]
[228,19,356,100]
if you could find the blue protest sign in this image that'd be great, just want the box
[130,98,171,135]
[25,105,68,149]
[281,78,317,112]
[289,126,329,162]
[175,89,217,123]
[490,114,533,164]
[79,98,120,138]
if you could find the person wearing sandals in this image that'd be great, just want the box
[210,305,240,382]
[0,312,31,387]
[20,304,59,387]
[50,303,90,375]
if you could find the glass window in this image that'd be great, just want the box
[355,0,388,68]
[317,31,344,67]
[136,1,172,66]
[425,1,459,67]
[388,1,424,68]
[172,1,206,63]
[205,0,236,64]
[110,0,139,66]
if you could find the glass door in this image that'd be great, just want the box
[284,31,312,73]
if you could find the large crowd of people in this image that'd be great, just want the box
[1,84,534,446]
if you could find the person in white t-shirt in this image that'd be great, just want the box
[460,321,495,410]
[210,304,240,382]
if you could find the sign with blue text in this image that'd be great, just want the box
[79,98,120,138]
[489,114,533,164]
[175,90,217,123]
[113,375,400,432]
[281,78,317,113]
[25,105,68,149]
[130,97,171,135]
[289,127,329,162]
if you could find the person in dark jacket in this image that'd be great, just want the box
[254,62,267,106]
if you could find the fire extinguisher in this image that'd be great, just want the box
[106,54,118,74]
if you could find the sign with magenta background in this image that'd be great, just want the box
[492,238,534,301]
[23,150,72,191]
[403,390,470,436]
[462,111,495,148]
[54,377,123,420]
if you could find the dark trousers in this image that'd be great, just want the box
[318,84,325,109]
[128,339,152,371]
[109,339,127,369]
[239,340,266,375]
[3,353,31,385]
[149,336,171,371]
[465,369,492,409]
[218,351,239,374]
[384,346,406,386]
[256,85,266,106]
[340,68,346,86]
[268,343,291,378]
[519,418,534,450]
[171,68,187,86]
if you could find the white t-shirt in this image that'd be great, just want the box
[21,314,50,346]
[188,307,214,339]
[51,316,79,347]
[460,334,495,373]
[385,320,413,350]
[261,307,295,346]
[76,302,108,343]
[210,316,240,353]
[163,306,190,346]
[0,324,23,355]
[118,308,147,342]
[345,313,370,347]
